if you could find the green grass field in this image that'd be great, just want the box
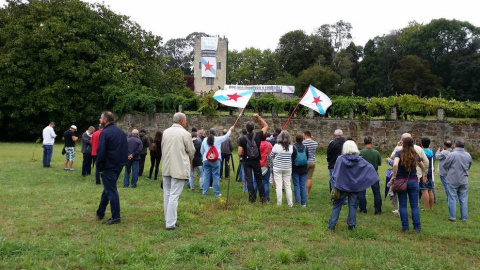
[1,142,479,269]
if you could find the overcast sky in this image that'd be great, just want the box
[3,0,480,51]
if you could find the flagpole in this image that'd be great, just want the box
[282,86,310,130]
[233,107,246,127]
[226,106,245,210]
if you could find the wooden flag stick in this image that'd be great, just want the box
[282,86,310,130]
[226,106,245,210]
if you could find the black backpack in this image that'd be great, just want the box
[244,133,259,160]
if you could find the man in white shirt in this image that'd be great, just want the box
[42,122,57,168]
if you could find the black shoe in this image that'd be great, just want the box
[348,225,355,231]
[328,226,335,231]
[104,218,121,225]
[96,212,105,221]
[132,185,137,188]
[166,224,181,231]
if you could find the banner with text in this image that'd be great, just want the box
[224,85,295,94]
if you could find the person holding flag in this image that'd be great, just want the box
[213,88,269,204]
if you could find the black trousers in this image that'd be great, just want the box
[138,154,147,176]
[358,180,382,214]
[243,160,266,203]
[220,153,231,178]
[82,153,92,176]
[149,155,161,179]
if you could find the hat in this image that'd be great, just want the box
[71,125,77,130]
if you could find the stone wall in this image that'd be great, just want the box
[117,113,480,155]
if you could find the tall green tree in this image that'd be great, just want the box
[0,0,169,139]
[392,55,443,97]
[276,30,317,77]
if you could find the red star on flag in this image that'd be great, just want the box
[227,92,242,101]
[312,96,322,105]
[205,61,213,71]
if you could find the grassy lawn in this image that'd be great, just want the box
[1,142,479,269]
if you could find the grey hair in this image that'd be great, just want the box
[455,138,466,148]
[173,112,186,123]
[342,140,360,155]
[277,130,291,150]
[88,126,95,131]
[334,129,343,136]
[132,129,139,135]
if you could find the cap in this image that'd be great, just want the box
[71,125,77,130]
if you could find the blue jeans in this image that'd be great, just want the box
[189,165,203,190]
[203,160,221,196]
[440,175,455,203]
[292,172,307,205]
[329,169,334,192]
[43,145,53,167]
[238,161,244,181]
[328,191,359,229]
[447,183,468,221]
[123,160,139,187]
[397,180,421,231]
[262,168,271,201]
[97,167,123,219]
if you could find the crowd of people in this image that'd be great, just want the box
[41,112,472,231]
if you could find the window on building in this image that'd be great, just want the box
[217,62,221,70]
[199,62,202,69]
[206,77,214,85]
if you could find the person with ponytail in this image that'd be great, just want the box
[200,126,234,196]
[392,137,424,232]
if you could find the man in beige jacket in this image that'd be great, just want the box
[162,112,195,230]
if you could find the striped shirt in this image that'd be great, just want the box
[302,139,318,162]
[269,144,293,170]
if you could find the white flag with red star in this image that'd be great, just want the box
[213,89,254,108]
[201,57,216,77]
[299,85,332,115]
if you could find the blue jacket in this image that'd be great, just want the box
[200,130,231,162]
[127,135,143,161]
[96,123,128,172]
[333,154,379,192]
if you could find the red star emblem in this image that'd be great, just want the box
[227,92,242,102]
[312,96,322,105]
[205,61,213,71]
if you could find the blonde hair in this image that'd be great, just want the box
[342,140,359,155]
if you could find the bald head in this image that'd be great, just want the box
[334,129,343,138]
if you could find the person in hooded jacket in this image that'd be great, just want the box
[420,137,435,211]
[328,140,378,231]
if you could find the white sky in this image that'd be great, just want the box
[3,0,480,51]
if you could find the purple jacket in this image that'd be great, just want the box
[333,155,379,192]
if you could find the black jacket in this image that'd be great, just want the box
[192,139,203,167]
[326,137,346,169]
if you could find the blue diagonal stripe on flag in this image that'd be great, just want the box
[310,85,325,115]
[201,58,216,74]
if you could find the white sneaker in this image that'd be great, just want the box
[215,194,222,197]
